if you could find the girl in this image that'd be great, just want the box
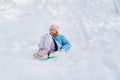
[33,24,71,58]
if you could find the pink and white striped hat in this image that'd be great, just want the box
[49,24,59,32]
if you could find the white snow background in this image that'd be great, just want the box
[0,0,120,80]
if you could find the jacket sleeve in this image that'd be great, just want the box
[60,35,71,51]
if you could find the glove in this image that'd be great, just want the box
[61,49,64,51]
[60,49,65,54]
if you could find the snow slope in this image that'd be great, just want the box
[0,0,120,80]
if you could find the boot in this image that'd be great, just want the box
[33,50,48,58]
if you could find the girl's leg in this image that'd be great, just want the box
[33,34,53,58]
[38,34,52,50]
[44,34,53,50]
[38,35,46,49]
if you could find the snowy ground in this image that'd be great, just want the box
[0,0,120,80]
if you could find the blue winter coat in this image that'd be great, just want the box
[52,34,71,51]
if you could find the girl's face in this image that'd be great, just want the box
[49,29,57,35]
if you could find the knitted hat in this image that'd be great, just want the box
[49,24,59,32]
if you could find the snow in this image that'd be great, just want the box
[0,0,120,80]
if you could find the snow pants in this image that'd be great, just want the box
[33,34,55,58]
